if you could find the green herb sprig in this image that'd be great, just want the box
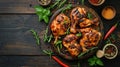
[34,0,67,24]
[65,27,70,35]
[44,28,53,43]
[88,56,104,67]
[80,0,85,5]
[78,47,98,58]
[87,12,93,19]
[34,6,51,24]
[49,0,61,9]
[76,32,82,37]
[30,29,40,45]
[43,50,53,58]
[54,40,63,53]
[58,0,67,8]
[62,4,72,12]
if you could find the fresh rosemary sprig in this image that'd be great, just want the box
[43,50,53,58]
[30,29,40,45]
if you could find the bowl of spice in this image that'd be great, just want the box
[102,6,116,20]
[103,44,118,59]
[88,0,105,6]
[38,0,51,6]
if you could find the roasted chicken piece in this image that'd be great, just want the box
[79,18,99,28]
[63,34,82,57]
[70,7,86,33]
[80,28,101,51]
[50,13,70,43]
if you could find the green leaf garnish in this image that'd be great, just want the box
[76,32,82,37]
[34,6,51,24]
[87,12,93,19]
[88,56,104,67]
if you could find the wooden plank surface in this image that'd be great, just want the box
[0,15,49,55]
[0,0,38,13]
[0,0,120,67]
[0,56,119,67]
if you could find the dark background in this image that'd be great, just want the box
[0,0,120,67]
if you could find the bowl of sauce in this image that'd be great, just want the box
[102,6,116,20]
[88,0,105,6]
[38,0,51,6]
[103,44,118,59]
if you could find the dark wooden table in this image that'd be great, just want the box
[0,0,120,67]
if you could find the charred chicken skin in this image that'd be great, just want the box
[50,6,102,58]
[63,34,82,57]
[79,18,99,28]
[50,13,70,43]
[70,7,86,33]
[80,28,101,51]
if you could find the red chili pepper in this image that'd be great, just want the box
[52,56,69,67]
[104,22,119,40]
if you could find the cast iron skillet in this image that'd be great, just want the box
[48,4,104,60]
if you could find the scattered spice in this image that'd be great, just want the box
[102,6,116,20]
[103,44,118,59]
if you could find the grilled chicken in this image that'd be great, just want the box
[79,18,99,28]
[70,7,86,33]
[63,34,82,57]
[50,6,102,58]
[80,28,101,51]
[50,13,70,43]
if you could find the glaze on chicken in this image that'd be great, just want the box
[50,6,102,58]
[50,13,70,43]
[79,18,99,28]
[63,34,82,57]
[70,7,86,33]
[80,28,101,51]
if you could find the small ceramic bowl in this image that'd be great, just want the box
[38,0,51,6]
[103,44,118,59]
[102,6,116,20]
[88,0,105,6]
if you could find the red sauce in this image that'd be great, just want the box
[90,0,99,4]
